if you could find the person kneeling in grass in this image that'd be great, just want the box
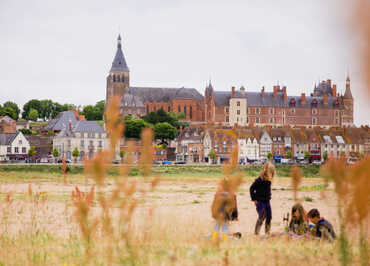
[211,179,238,241]
[307,208,336,242]
[288,203,309,236]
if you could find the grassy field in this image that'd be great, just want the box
[0,164,321,178]
[0,165,366,265]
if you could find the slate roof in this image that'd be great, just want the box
[0,133,18,145]
[110,35,129,72]
[56,120,104,138]
[129,87,204,103]
[73,121,104,133]
[43,111,79,132]
[121,93,145,107]
[214,91,345,109]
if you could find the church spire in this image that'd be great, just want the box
[344,74,353,99]
[110,34,129,72]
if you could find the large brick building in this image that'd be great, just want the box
[106,36,354,127]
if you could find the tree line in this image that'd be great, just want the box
[0,99,105,121]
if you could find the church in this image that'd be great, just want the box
[106,35,354,127]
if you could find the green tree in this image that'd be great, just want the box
[124,116,151,139]
[323,151,328,161]
[28,146,36,162]
[304,151,310,161]
[267,152,273,160]
[3,106,17,120]
[72,147,80,163]
[154,122,177,146]
[3,101,20,120]
[208,149,217,164]
[28,108,39,121]
[119,150,125,163]
[51,102,64,118]
[22,99,41,119]
[52,148,60,163]
[94,100,105,120]
[40,99,54,120]
[286,150,292,159]
[19,128,32,135]
[82,105,96,120]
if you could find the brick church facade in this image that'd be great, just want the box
[106,36,354,127]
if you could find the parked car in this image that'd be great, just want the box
[312,160,322,165]
[152,160,161,165]
[57,159,71,164]
[162,160,172,165]
[175,161,186,164]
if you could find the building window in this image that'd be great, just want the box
[67,140,71,147]
[336,110,339,117]
[81,140,84,147]
[168,106,171,112]
[270,117,274,123]
[237,101,240,107]
[247,117,249,124]
[190,106,192,119]
[312,117,317,125]
[15,147,19,153]
[237,110,240,115]
[22,147,26,153]
[98,141,102,147]
[256,117,260,123]
[178,106,181,113]
[226,107,229,113]
[256,108,260,114]
[290,108,295,114]
[269,108,274,115]
[312,109,318,115]
[226,116,229,122]
[184,106,187,115]
[89,140,94,147]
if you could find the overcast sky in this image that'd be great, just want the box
[0,0,368,125]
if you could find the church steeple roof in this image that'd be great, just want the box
[344,75,353,99]
[110,34,129,72]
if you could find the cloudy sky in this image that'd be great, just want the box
[0,0,368,125]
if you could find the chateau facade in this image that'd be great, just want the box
[106,36,354,127]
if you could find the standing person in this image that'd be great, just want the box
[250,161,275,235]
[211,179,238,241]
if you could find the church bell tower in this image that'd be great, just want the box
[106,34,130,104]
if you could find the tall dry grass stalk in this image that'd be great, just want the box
[290,165,302,202]
[71,96,160,264]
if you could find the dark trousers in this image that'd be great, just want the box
[255,201,272,234]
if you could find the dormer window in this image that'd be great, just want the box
[289,98,296,107]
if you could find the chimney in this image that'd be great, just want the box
[283,86,287,103]
[332,84,337,97]
[273,86,278,99]
[240,86,245,95]
[324,94,328,106]
[301,93,306,105]
[68,120,72,131]
[231,86,235,97]
[261,86,265,100]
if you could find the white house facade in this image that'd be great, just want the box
[238,138,259,161]
[0,132,30,161]
[259,130,272,159]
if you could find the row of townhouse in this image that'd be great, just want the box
[176,126,370,164]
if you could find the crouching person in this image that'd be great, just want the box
[289,203,308,235]
[211,179,238,241]
[307,208,336,242]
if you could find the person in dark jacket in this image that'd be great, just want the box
[250,161,275,235]
[307,208,336,242]
[211,179,238,241]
